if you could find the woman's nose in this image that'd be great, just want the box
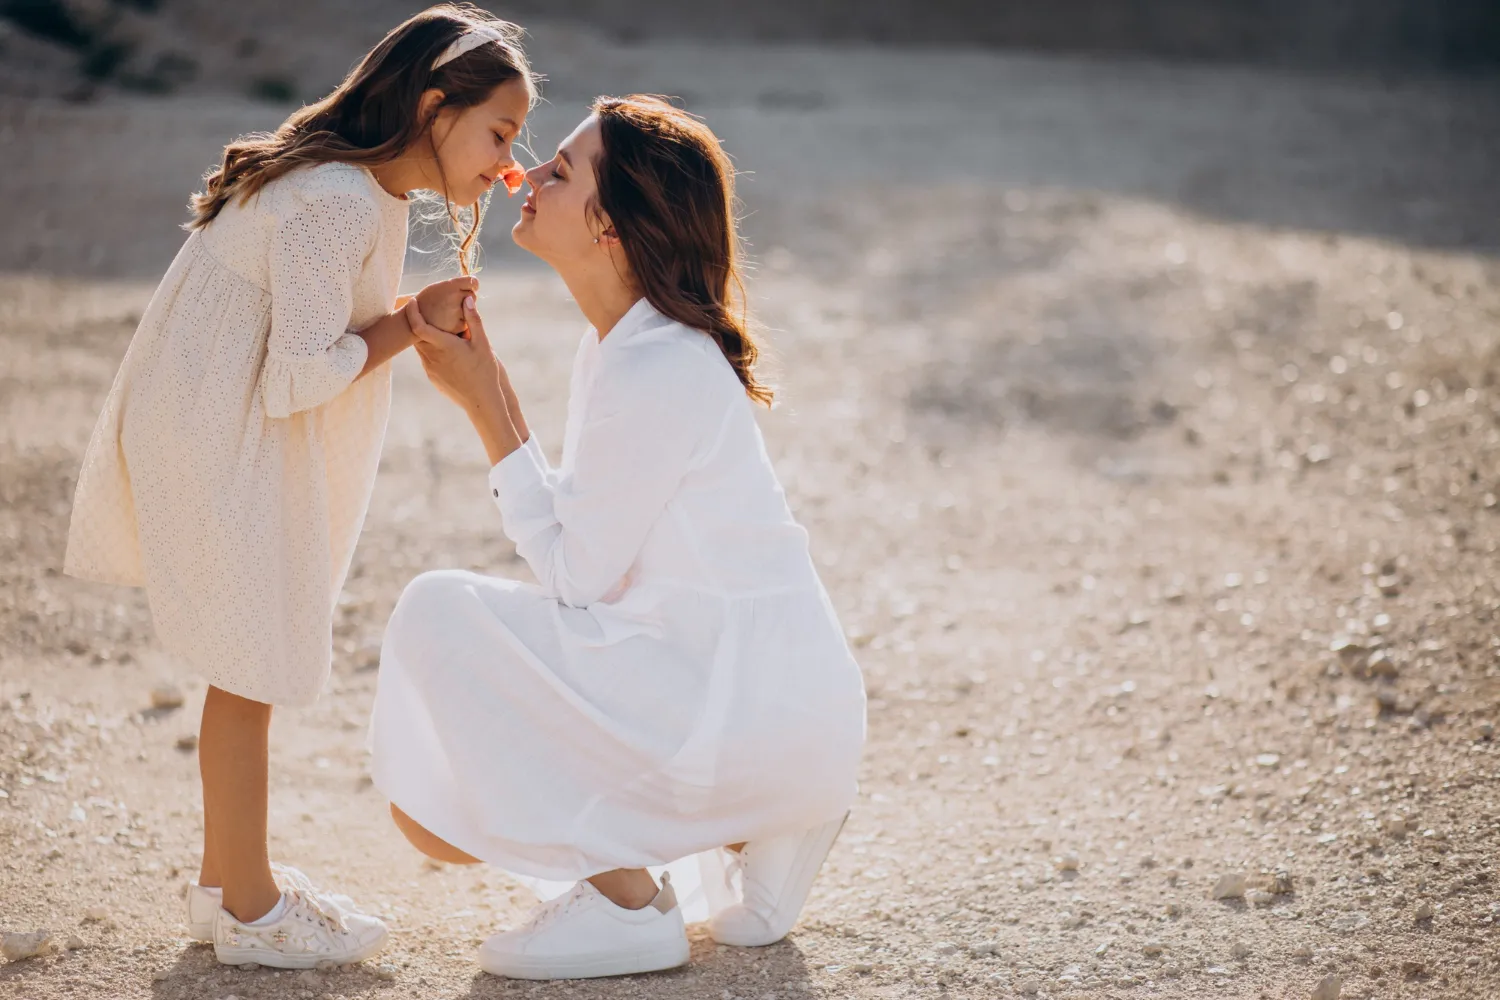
[523,162,549,188]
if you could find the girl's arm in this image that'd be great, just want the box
[354,308,415,378]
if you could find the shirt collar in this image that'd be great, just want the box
[596,297,661,348]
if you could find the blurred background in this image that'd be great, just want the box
[3,4,1500,999]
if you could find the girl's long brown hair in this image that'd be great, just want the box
[591,95,772,406]
[189,4,536,274]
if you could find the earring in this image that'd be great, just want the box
[593,238,600,244]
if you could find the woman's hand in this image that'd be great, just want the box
[415,276,480,336]
[407,295,525,466]
[406,294,503,410]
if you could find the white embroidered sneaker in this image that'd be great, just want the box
[709,813,848,947]
[186,864,356,942]
[479,873,690,980]
[213,887,388,968]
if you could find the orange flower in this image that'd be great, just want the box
[500,164,526,197]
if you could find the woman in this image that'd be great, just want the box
[368,95,866,981]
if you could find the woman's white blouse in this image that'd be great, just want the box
[369,298,865,882]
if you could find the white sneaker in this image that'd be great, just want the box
[213,887,388,969]
[709,813,848,947]
[479,873,690,980]
[186,864,356,942]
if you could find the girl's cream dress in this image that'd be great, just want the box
[65,162,409,706]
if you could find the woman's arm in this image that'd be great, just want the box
[404,296,524,465]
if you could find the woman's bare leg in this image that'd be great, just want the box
[388,805,659,909]
[389,803,481,864]
[199,685,280,921]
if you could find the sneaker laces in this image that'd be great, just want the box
[285,887,349,934]
[522,882,590,932]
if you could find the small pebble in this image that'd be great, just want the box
[1400,959,1425,978]
[151,969,171,982]
[1055,853,1079,872]
[1161,965,1183,979]
[373,964,398,981]
[1310,973,1342,1000]
[150,684,185,711]
[1142,941,1164,957]
[1230,941,1251,960]
[64,935,85,951]
[1293,945,1314,963]
[851,962,874,973]
[1018,980,1041,996]
[83,905,110,922]
[1247,889,1276,906]
[176,733,200,751]
[1414,900,1434,921]
[1212,872,1248,899]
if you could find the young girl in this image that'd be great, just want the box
[370,97,866,980]
[64,5,536,969]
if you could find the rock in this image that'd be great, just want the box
[1018,979,1041,995]
[176,733,199,751]
[1164,902,1183,917]
[1142,941,1164,957]
[1164,867,1180,886]
[151,969,171,982]
[852,962,874,973]
[1479,721,1494,740]
[64,935,85,951]
[1375,689,1399,711]
[1230,941,1251,959]
[1400,959,1424,978]
[936,941,958,955]
[373,964,398,981]
[1365,649,1398,679]
[1212,872,1248,899]
[1310,973,1342,1000]
[1414,900,1434,921]
[1376,574,1402,597]
[83,905,110,922]
[297,970,320,984]
[1293,945,1313,963]
[1247,889,1276,906]
[150,684,185,711]
[314,959,338,972]
[1269,870,1295,894]
[239,962,260,972]
[1330,911,1369,933]
[969,941,997,957]
[1161,965,1183,978]
[1254,752,1281,769]
[1384,817,1409,838]
[1055,853,1079,872]
[1,930,53,961]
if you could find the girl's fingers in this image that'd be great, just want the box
[404,299,446,346]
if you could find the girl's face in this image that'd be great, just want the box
[511,115,609,264]
[428,77,531,208]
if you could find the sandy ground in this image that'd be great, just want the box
[3,20,1500,1000]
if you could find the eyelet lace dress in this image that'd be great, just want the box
[64,162,410,706]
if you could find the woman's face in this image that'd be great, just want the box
[511,115,607,264]
[429,77,531,208]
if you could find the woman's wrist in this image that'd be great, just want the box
[470,381,522,466]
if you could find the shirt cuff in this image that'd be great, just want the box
[488,441,547,508]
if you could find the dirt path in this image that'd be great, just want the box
[3,28,1500,1000]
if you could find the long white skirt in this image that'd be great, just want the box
[367,569,865,917]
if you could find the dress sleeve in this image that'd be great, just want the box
[488,353,711,608]
[257,191,378,419]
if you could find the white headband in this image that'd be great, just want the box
[431,25,508,71]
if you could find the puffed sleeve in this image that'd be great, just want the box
[257,190,378,418]
[488,348,715,608]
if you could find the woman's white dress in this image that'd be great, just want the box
[64,162,409,706]
[369,299,866,887]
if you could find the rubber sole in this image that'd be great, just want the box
[479,935,691,980]
[710,812,849,947]
[214,931,388,969]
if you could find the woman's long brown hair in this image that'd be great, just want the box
[188,4,536,274]
[591,95,772,406]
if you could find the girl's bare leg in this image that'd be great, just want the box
[198,685,280,921]
[389,803,481,864]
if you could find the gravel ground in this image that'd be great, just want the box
[2,20,1500,1000]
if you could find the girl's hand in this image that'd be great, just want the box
[405,295,504,412]
[415,276,480,336]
